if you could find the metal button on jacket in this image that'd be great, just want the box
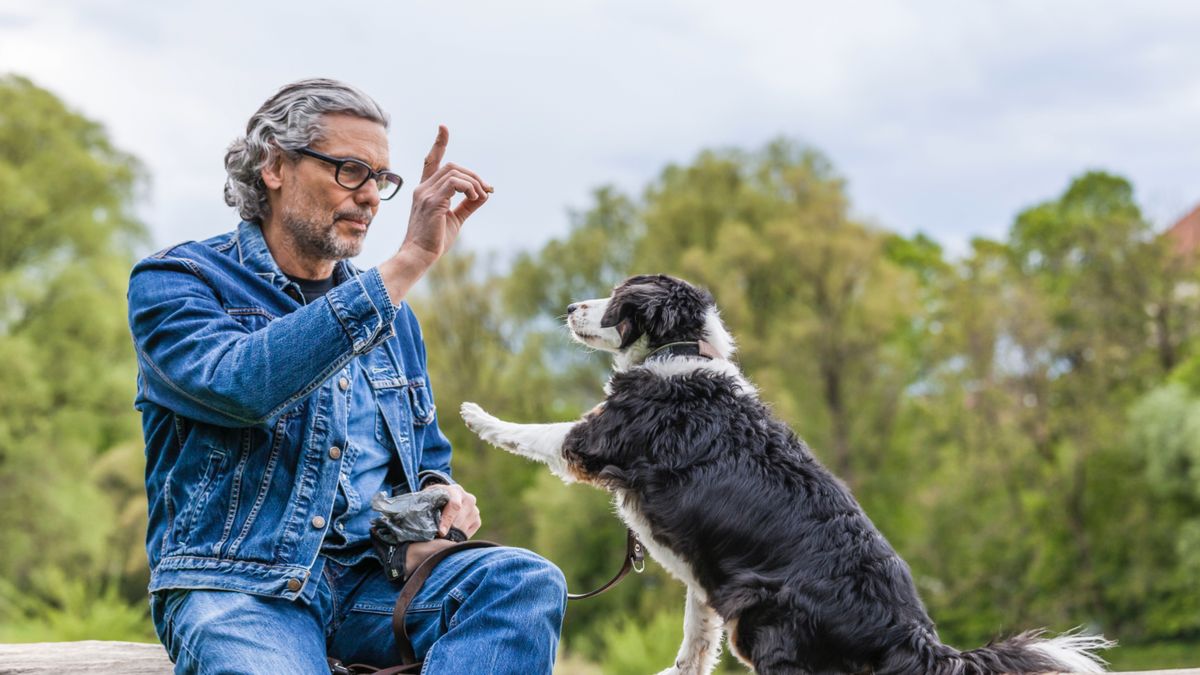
[338,376,350,390]
[286,578,302,592]
[311,515,326,529]
[328,446,342,460]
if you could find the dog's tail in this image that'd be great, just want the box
[891,627,1113,674]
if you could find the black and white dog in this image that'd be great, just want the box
[460,274,1111,675]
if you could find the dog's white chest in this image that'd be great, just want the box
[615,490,706,600]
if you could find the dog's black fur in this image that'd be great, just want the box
[561,275,1103,675]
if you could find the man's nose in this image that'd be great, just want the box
[355,180,381,207]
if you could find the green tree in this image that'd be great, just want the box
[1122,372,1200,641]
[0,74,150,637]
[1007,172,1184,623]
[632,140,922,491]
[896,172,1200,651]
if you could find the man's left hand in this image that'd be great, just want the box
[426,483,481,539]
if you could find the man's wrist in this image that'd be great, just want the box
[405,539,458,577]
[378,247,435,306]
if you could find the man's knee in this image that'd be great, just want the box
[480,548,568,610]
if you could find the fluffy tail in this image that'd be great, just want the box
[891,627,1114,674]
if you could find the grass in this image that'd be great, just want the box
[1104,641,1200,670]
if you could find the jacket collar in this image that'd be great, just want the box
[233,220,356,295]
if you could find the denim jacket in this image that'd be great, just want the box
[128,221,453,600]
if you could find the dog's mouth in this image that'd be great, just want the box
[569,325,615,351]
[567,316,594,340]
[566,300,624,352]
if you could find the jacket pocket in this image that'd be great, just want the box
[371,381,406,448]
[175,445,228,548]
[407,378,436,426]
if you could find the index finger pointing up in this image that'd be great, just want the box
[421,125,449,182]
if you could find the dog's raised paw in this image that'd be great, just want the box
[459,402,499,436]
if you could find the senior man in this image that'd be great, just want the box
[128,79,565,673]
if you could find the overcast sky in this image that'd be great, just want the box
[2,0,1199,268]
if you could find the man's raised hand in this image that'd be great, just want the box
[401,125,492,266]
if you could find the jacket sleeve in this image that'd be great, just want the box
[128,252,397,427]
[403,307,455,487]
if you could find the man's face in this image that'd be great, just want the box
[276,113,390,262]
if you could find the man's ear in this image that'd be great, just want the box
[260,149,285,190]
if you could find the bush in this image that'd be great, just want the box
[0,568,156,643]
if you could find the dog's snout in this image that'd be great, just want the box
[567,303,581,315]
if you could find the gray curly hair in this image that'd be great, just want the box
[224,78,390,222]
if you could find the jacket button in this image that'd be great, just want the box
[286,578,302,592]
[311,516,326,529]
[328,446,342,460]
[338,377,350,390]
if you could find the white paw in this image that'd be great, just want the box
[459,402,503,439]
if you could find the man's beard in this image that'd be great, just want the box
[280,204,371,262]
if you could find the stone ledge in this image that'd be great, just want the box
[0,641,173,674]
[0,640,1197,674]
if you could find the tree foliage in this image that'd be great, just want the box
[0,75,149,619]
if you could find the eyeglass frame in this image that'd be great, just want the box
[291,147,404,200]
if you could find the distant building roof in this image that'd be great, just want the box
[1165,203,1200,258]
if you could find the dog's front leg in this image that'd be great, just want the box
[658,587,723,675]
[460,402,578,483]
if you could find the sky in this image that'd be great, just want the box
[2,0,1199,269]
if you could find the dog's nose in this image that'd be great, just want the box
[566,303,580,315]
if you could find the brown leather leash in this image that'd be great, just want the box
[329,529,645,674]
[567,528,645,600]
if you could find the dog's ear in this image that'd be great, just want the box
[603,276,716,346]
[600,293,647,349]
[628,277,714,340]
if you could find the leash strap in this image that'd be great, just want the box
[332,530,643,673]
[392,540,501,665]
[568,529,645,601]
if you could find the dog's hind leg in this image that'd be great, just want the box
[460,402,579,482]
[657,588,723,675]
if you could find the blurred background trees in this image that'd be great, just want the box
[2,75,1199,669]
[0,75,154,641]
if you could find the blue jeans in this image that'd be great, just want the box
[150,547,567,674]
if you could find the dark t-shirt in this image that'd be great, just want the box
[284,272,336,304]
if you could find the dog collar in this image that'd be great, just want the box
[645,340,721,363]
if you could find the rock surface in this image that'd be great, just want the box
[0,640,1196,674]
[0,641,173,674]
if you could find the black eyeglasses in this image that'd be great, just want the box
[293,147,403,200]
